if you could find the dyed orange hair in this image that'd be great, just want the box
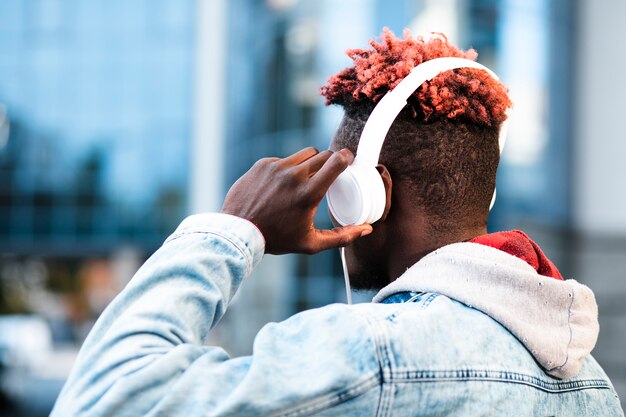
[321,28,511,127]
[323,29,513,229]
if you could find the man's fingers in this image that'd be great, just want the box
[306,224,372,253]
[307,149,354,201]
[296,150,333,176]
[281,147,319,166]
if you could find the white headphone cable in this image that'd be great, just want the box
[340,247,352,304]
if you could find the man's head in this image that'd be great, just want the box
[321,29,512,290]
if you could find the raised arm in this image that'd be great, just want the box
[51,148,378,417]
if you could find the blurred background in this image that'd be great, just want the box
[0,0,624,415]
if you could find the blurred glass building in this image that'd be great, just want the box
[0,1,194,255]
[0,1,196,415]
[1,0,624,415]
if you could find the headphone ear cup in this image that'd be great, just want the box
[358,165,385,224]
[326,165,385,226]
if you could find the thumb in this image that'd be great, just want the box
[307,224,373,253]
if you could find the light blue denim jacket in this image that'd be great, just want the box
[51,213,624,416]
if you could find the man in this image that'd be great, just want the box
[52,30,623,416]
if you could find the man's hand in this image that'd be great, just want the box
[221,147,372,255]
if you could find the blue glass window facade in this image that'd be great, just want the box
[0,0,196,255]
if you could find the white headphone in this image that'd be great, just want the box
[326,57,509,226]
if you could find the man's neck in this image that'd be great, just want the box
[385,214,487,282]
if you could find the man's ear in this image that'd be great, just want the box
[376,164,392,221]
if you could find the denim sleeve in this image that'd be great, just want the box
[50,213,381,417]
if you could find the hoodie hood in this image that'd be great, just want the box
[372,242,599,380]
[470,230,564,280]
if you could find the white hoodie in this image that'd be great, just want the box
[373,241,599,380]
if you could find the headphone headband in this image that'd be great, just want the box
[354,57,508,167]
[326,56,509,227]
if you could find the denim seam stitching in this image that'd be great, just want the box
[164,230,254,275]
[378,319,395,417]
[388,369,612,393]
[392,376,612,394]
[269,372,380,417]
[363,313,393,417]
[420,292,439,308]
